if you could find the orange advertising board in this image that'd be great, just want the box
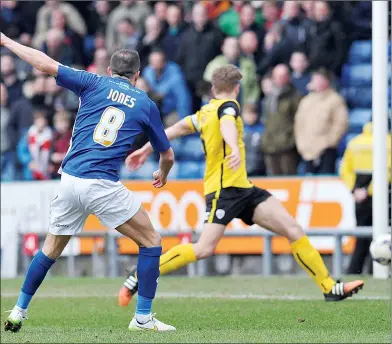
[81,177,356,255]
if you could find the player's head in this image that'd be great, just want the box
[211,65,242,99]
[108,49,140,85]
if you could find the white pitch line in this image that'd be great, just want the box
[1,292,389,301]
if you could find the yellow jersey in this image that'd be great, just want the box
[185,98,253,195]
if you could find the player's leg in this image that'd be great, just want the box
[249,193,364,301]
[119,188,239,307]
[5,174,88,332]
[94,180,175,331]
[5,234,72,333]
[160,223,226,274]
[119,221,226,307]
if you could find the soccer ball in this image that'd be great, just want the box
[370,234,391,266]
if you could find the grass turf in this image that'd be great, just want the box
[1,276,390,343]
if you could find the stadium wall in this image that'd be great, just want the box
[1,177,356,278]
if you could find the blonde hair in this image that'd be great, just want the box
[211,65,242,94]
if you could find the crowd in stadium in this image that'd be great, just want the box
[0,0,378,181]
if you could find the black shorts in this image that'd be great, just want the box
[205,186,272,226]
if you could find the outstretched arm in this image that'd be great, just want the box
[1,32,59,76]
[143,118,194,155]
[125,117,194,171]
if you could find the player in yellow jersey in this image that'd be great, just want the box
[118,65,364,305]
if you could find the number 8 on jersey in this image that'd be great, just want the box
[93,106,125,147]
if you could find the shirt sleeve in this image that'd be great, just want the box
[147,100,171,152]
[56,64,99,97]
[217,101,240,122]
[185,113,201,133]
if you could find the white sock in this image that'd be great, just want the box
[135,313,151,324]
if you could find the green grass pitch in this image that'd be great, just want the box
[1,276,390,343]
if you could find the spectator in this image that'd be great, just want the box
[280,1,311,50]
[289,51,311,96]
[204,37,259,106]
[261,1,281,30]
[87,0,111,35]
[106,0,152,50]
[219,2,265,41]
[27,109,53,180]
[22,69,49,110]
[9,92,33,151]
[33,0,86,49]
[161,5,187,62]
[154,1,168,23]
[50,9,84,65]
[45,76,80,113]
[42,28,77,67]
[340,122,391,274]
[257,22,295,77]
[347,1,372,41]
[136,76,163,111]
[242,104,266,177]
[0,1,25,39]
[261,64,301,175]
[114,18,141,52]
[87,48,109,76]
[0,83,16,181]
[143,49,191,126]
[49,111,72,179]
[307,1,346,75]
[239,31,260,62]
[260,72,273,99]
[300,1,315,20]
[0,54,23,105]
[177,3,224,112]
[201,0,231,20]
[17,131,33,181]
[136,15,166,70]
[294,68,348,174]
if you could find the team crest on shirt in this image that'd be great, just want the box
[216,209,225,220]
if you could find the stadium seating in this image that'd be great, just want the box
[177,161,203,179]
[178,136,204,162]
[347,40,372,65]
[348,109,372,133]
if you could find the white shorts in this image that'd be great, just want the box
[49,173,141,235]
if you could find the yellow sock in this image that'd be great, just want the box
[291,236,335,293]
[159,243,197,276]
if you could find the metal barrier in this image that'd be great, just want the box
[107,227,376,277]
[24,227,380,278]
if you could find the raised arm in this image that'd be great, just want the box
[1,33,59,76]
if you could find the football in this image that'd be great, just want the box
[370,234,392,266]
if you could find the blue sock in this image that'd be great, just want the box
[136,246,162,316]
[16,250,55,310]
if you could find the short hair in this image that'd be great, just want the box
[211,65,242,94]
[120,17,136,28]
[110,49,140,79]
[312,67,334,82]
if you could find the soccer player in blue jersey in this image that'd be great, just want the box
[1,32,176,332]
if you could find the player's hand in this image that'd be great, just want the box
[226,148,241,171]
[152,169,167,188]
[353,188,368,203]
[0,32,9,46]
[125,148,149,171]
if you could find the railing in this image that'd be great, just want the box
[22,227,380,278]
